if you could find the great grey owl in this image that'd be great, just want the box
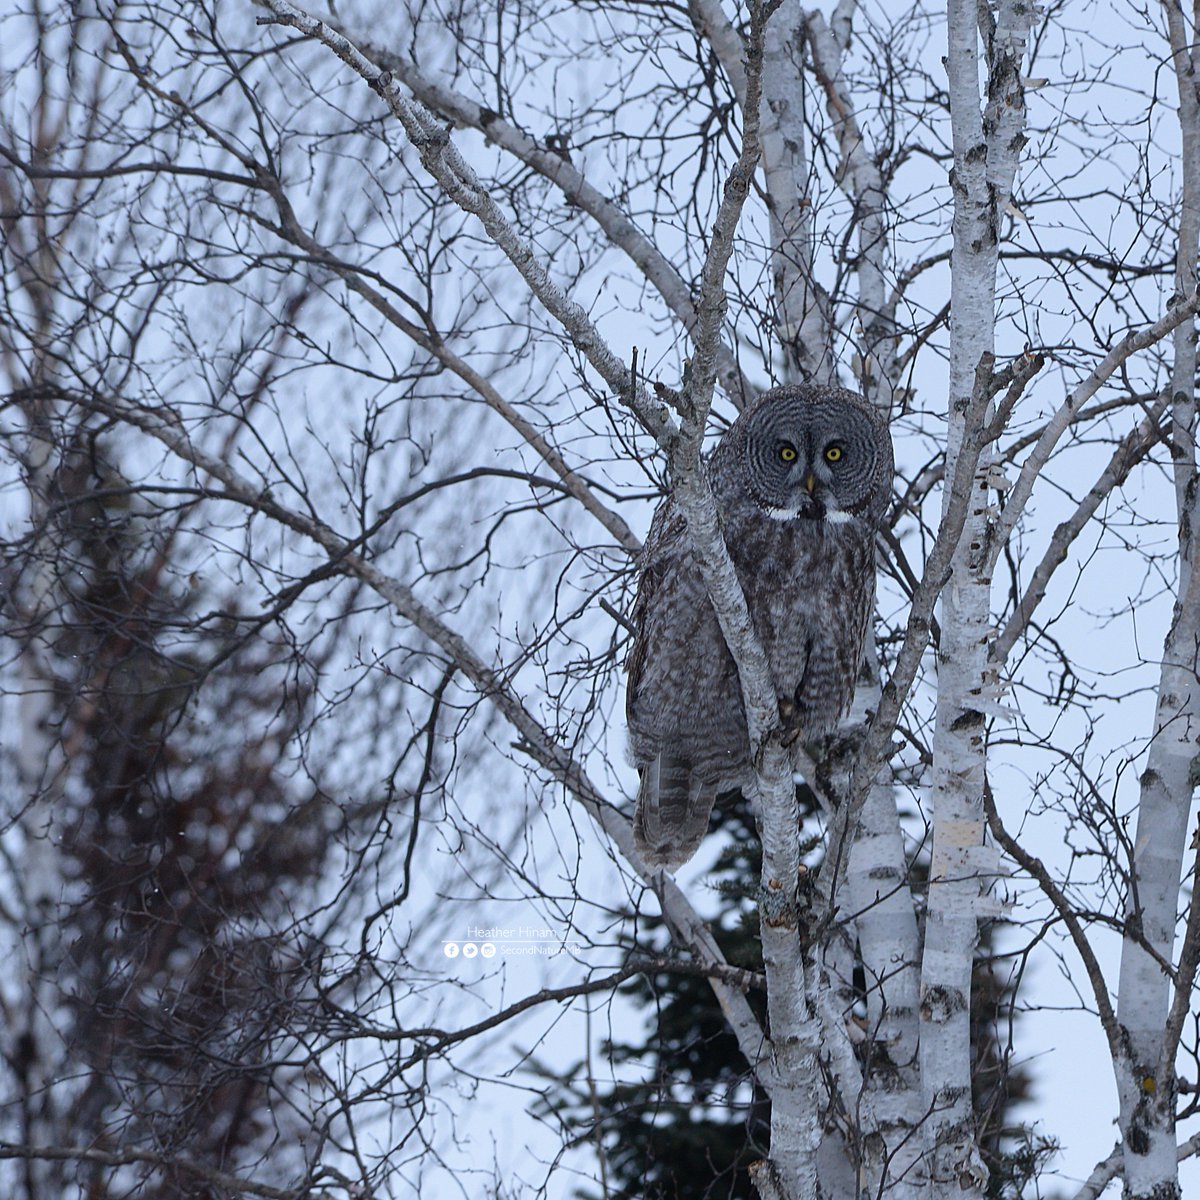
[626,383,893,870]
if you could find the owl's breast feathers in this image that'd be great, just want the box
[626,495,874,742]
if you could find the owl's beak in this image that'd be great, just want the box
[804,474,816,494]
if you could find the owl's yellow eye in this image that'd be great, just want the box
[824,445,843,463]
[780,444,797,462]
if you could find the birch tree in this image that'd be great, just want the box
[1,0,1199,1198]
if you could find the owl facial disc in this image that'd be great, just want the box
[739,390,883,525]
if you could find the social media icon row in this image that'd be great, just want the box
[444,942,496,958]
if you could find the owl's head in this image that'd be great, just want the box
[729,384,893,525]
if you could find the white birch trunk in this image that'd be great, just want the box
[847,778,925,1196]
[802,11,924,1188]
[921,0,1029,1193]
[1112,6,1200,1192]
[1112,560,1200,1199]
[670,462,825,1200]
[676,11,832,1188]
[760,0,834,384]
[805,5,895,413]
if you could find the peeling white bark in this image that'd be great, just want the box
[847,778,924,1196]
[805,6,894,412]
[921,0,1031,1193]
[1111,3,1200,1194]
[760,0,834,384]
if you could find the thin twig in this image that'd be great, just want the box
[982,779,1121,1059]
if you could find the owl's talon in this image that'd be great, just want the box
[779,698,803,745]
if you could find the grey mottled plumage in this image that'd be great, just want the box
[626,384,893,869]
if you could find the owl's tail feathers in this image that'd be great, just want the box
[633,753,717,871]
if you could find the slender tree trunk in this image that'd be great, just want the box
[847,777,925,1195]
[1112,12,1200,1193]
[805,4,894,411]
[802,8,923,1187]
[1112,560,1200,1200]
[760,0,834,384]
[921,0,1029,1193]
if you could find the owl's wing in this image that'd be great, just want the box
[624,498,689,718]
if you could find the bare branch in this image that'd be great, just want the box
[982,780,1120,1056]
[68,383,779,1096]
[994,396,1168,662]
[257,0,680,449]
[377,956,766,1069]
[0,1144,305,1200]
[985,293,1200,574]
[1070,1131,1200,1200]
[346,37,756,408]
